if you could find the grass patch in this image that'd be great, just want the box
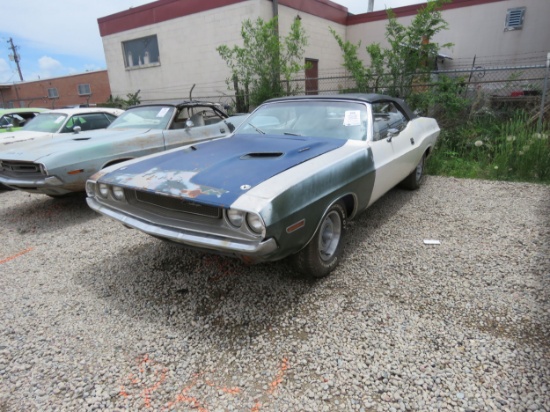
[427,111,550,184]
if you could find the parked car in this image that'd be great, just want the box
[85,94,440,277]
[0,107,124,145]
[0,101,247,197]
[0,108,48,133]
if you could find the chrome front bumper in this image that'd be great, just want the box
[86,197,278,259]
[0,175,72,195]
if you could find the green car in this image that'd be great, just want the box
[0,108,48,133]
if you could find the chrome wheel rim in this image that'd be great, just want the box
[318,210,342,261]
[415,156,424,182]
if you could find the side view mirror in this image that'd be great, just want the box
[225,120,235,133]
[5,123,14,130]
[185,119,194,129]
[386,128,400,142]
[73,126,82,134]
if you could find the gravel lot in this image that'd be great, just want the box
[0,176,548,412]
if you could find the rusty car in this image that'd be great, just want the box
[85,94,440,277]
[0,101,246,197]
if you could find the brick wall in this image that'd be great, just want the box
[0,70,112,109]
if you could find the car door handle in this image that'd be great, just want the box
[410,137,415,145]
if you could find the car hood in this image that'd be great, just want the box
[99,134,346,207]
[0,128,154,162]
[0,130,54,145]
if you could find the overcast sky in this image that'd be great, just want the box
[0,0,424,83]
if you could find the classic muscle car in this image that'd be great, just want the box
[0,108,48,133]
[0,107,124,144]
[0,101,246,197]
[86,94,440,277]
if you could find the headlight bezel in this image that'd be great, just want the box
[246,213,265,234]
[111,185,126,201]
[226,208,266,236]
[98,183,109,199]
[90,181,126,203]
[226,209,245,228]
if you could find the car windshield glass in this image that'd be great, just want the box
[108,106,175,130]
[235,100,369,141]
[22,113,68,133]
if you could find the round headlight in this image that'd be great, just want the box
[227,209,245,227]
[98,183,109,198]
[111,186,125,201]
[246,213,265,234]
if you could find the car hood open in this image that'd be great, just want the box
[98,134,346,206]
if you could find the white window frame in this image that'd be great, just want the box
[78,84,91,96]
[47,88,59,99]
[505,7,525,31]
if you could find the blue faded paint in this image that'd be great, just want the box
[99,134,346,207]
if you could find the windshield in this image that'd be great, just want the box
[108,106,175,130]
[235,100,369,141]
[22,113,68,133]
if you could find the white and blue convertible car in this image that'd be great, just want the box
[86,94,440,277]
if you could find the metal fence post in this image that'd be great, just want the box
[537,52,550,133]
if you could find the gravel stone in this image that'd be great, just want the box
[0,176,549,411]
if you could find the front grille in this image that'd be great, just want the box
[130,189,222,219]
[0,160,43,178]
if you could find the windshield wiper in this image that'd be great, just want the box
[248,122,265,134]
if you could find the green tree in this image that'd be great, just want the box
[217,16,308,112]
[332,0,452,99]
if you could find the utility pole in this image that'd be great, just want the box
[7,38,24,82]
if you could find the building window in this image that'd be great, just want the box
[123,35,160,68]
[47,88,59,98]
[78,84,91,95]
[505,7,525,31]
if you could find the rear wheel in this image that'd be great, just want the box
[400,153,425,190]
[292,201,346,278]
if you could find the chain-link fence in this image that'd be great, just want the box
[153,61,549,124]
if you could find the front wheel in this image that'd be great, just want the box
[292,201,347,278]
[400,153,425,190]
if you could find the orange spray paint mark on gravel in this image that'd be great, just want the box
[163,373,209,412]
[268,358,289,394]
[119,354,167,408]
[119,355,288,411]
[0,247,33,264]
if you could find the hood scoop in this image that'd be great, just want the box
[240,152,283,159]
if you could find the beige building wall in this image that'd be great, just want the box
[101,0,348,104]
[102,1,267,103]
[346,0,549,70]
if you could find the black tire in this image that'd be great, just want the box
[400,153,425,190]
[0,184,15,191]
[292,201,346,278]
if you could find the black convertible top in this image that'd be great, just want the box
[265,93,418,120]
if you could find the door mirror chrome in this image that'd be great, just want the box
[185,119,194,129]
[73,126,82,134]
[386,128,400,142]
